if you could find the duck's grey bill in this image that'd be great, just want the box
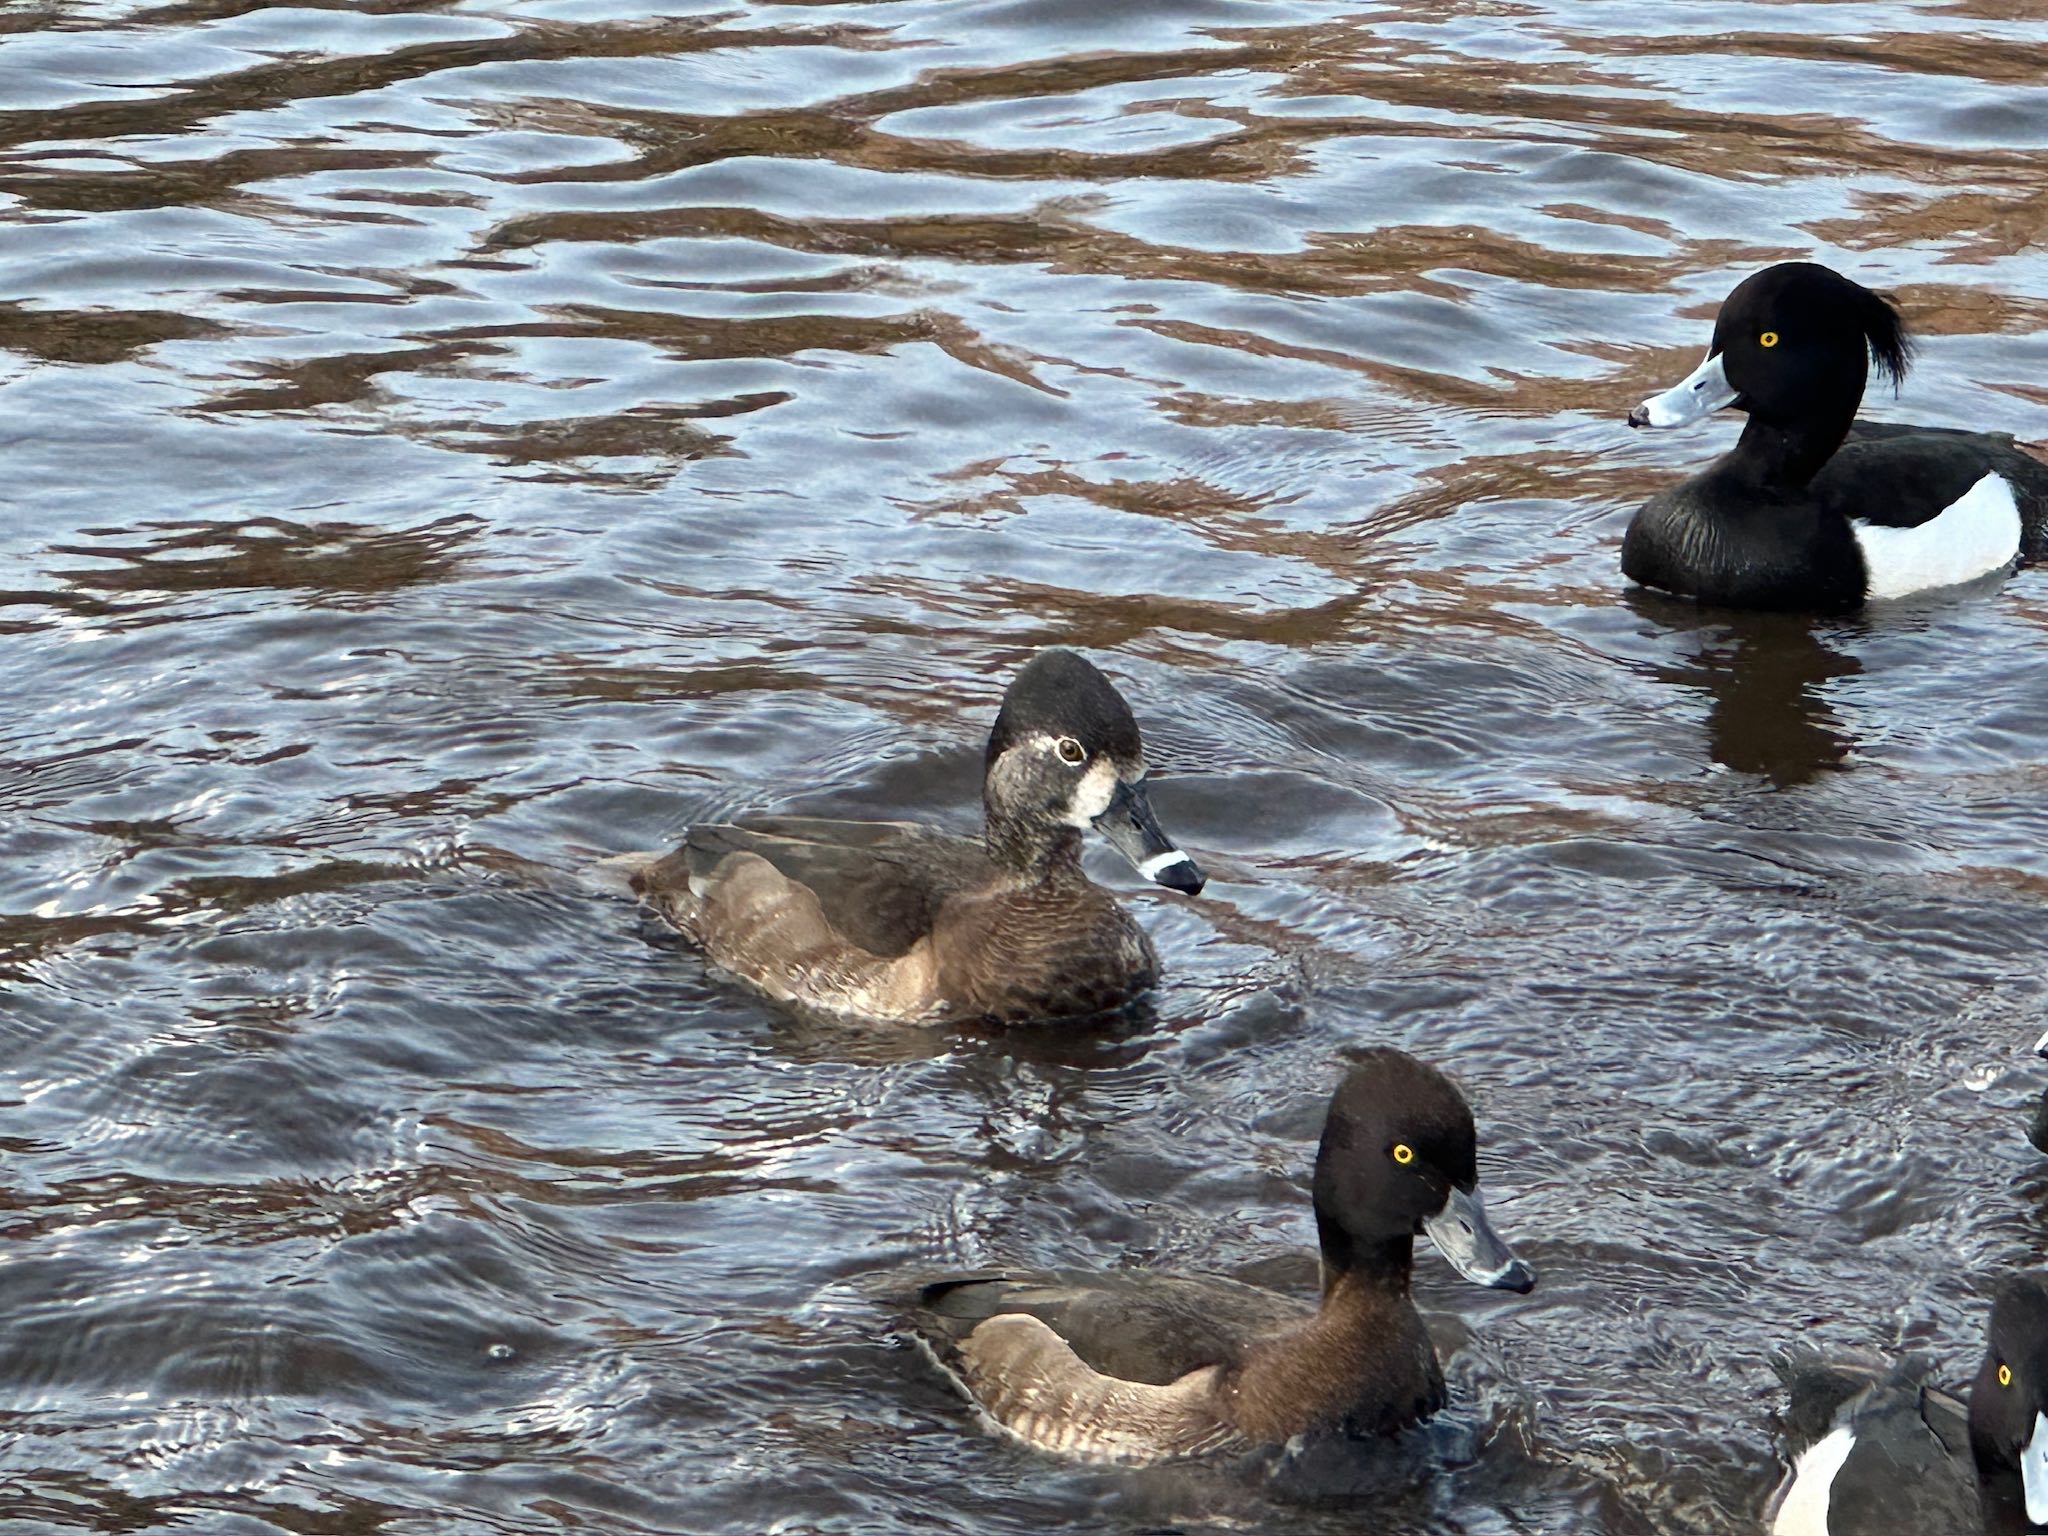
[1422,1185,1535,1294]
[2025,1411,2048,1525]
[1092,778,1205,895]
[1628,350,1738,429]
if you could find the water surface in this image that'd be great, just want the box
[5,1,2048,1532]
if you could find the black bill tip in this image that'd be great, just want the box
[1140,850,1206,896]
[1493,1257,1538,1295]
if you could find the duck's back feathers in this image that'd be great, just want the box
[1772,1346,1897,1444]
[913,1267,1449,1458]
[916,1271,1308,1386]
[1828,421,2048,556]
[635,817,1158,1022]
[636,818,987,959]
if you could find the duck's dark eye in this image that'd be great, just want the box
[2001,1362,2014,1389]
[1760,330,1780,348]
[1056,737,1086,765]
[1391,1143,1415,1166]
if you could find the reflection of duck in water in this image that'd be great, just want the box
[1627,591,1860,787]
[1624,262,2048,612]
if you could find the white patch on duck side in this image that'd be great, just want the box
[1769,1425,1856,1536]
[1854,472,2021,601]
[1062,758,1119,828]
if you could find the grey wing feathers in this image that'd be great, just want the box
[1918,1385,1972,1461]
[954,1314,1242,1466]
[635,819,988,959]
[918,1272,1307,1387]
[1771,1346,1902,1445]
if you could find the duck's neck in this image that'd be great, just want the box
[1972,1431,2047,1533]
[1972,1468,2041,1535]
[1731,401,1857,491]
[1314,1212,1414,1294]
[983,812,1084,884]
[1230,1264,1438,1444]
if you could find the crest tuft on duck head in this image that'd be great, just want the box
[1629,261,1914,436]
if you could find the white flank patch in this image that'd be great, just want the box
[1855,472,2021,600]
[2024,1410,2048,1525]
[1770,1426,1855,1536]
[1138,850,1193,881]
[2035,1027,2048,1059]
[1062,758,1119,827]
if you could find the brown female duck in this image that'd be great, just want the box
[625,649,1205,1024]
[912,1049,1536,1463]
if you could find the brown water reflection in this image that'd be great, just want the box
[4,1,2048,1534]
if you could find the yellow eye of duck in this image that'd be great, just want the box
[1056,737,1086,765]
[1760,330,1780,348]
[1392,1143,1415,1165]
[2001,1363,2014,1388]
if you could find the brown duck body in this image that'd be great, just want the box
[914,1268,1444,1464]
[632,816,1159,1024]
[909,1050,1535,1467]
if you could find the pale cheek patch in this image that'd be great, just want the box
[1769,1425,1855,1536]
[1063,760,1118,827]
[1856,472,2021,601]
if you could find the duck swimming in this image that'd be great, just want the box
[911,1048,1535,1464]
[1623,261,2048,612]
[624,648,1205,1024]
[1767,1275,2048,1535]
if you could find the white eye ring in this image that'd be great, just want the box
[1056,737,1086,765]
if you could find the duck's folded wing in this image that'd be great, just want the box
[1832,425,2048,549]
[636,820,988,959]
[1917,1384,1971,1461]
[1767,1361,1979,1536]
[918,1271,1307,1386]
[1822,1387,1982,1535]
[1770,1346,1901,1445]
[954,1313,1241,1465]
[711,817,948,851]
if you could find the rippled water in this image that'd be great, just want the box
[6,1,2048,1531]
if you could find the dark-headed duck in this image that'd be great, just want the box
[1768,1276,2048,1534]
[1624,261,2048,612]
[625,649,1205,1024]
[911,1048,1535,1464]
